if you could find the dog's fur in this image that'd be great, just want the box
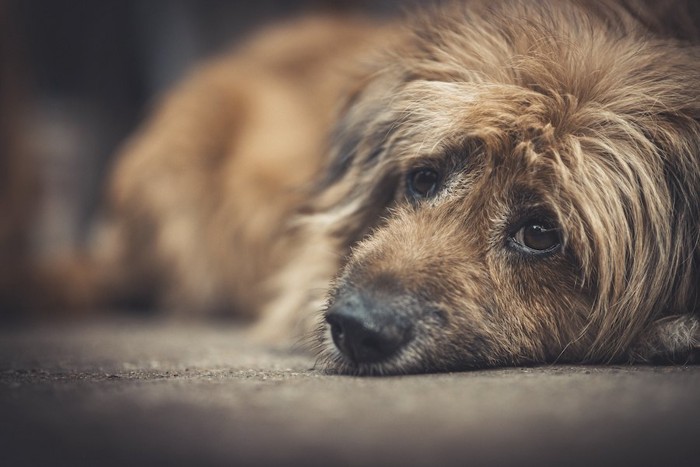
[10,0,700,374]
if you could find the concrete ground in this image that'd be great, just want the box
[0,319,698,467]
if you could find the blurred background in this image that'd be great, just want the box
[0,0,416,268]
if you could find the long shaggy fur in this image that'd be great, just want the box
[8,0,699,374]
[304,0,700,373]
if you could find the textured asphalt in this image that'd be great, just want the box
[0,319,698,467]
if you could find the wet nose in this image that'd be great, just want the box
[325,292,413,364]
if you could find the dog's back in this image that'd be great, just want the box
[0,15,394,320]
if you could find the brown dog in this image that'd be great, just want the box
[18,0,700,374]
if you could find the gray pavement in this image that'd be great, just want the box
[1,319,698,466]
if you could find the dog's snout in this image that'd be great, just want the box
[326,293,413,364]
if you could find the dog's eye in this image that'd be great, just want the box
[512,222,560,254]
[407,168,440,199]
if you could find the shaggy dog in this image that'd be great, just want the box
[13,0,700,374]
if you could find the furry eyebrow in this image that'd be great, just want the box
[408,138,484,169]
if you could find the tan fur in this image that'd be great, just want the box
[15,1,700,373]
[92,16,396,319]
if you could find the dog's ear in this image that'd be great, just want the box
[583,89,700,361]
[667,112,700,313]
[315,83,369,193]
[315,73,400,191]
[303,74,403,246]
[646,104,700,314]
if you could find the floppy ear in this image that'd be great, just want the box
[302,73,404,248]
[314,84,369,193]
[255,73,405,340]
[611,98,700,362]
[648,108,700,315]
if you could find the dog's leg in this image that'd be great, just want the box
[631,315,699,364]
[250,230,340,344]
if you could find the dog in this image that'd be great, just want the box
[9,0,699,375]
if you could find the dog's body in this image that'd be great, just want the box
[20,0,700,374]
[94,16,392,322]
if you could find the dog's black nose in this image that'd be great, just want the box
[325,293,413,364]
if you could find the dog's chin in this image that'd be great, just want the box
[318,346,422,376]
[314,327,482,376]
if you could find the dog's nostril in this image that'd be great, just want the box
[328,319,343,339]
[326,314,345,346]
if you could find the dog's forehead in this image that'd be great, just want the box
[393,80,567,163]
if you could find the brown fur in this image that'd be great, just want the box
[12,1,700,374]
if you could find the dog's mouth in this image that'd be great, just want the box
[316,324,486,376]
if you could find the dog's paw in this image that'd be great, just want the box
[630,315,699,364]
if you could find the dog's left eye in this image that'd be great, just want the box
[511,222,561,254]
[407,168,440,199]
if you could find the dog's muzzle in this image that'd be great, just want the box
[325,290,414,364]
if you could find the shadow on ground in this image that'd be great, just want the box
[0,319,698,466]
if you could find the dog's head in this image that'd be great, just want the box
[310,1,700,374]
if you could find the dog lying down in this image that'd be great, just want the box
[50,0,700,374]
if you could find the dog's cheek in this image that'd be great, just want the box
[416,296,507,370]
[485,255,596,362]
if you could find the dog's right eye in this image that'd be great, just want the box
[511,221,561,255]
[407,168,440,200]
